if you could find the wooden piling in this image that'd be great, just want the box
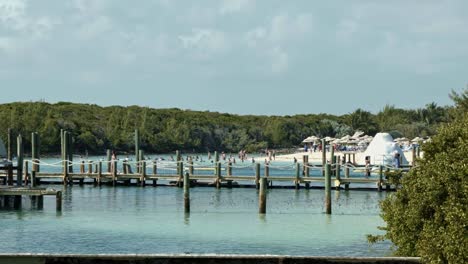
[264,163,270,188]
[140,161,146,187]
[295,163,300,189]
[16,135,23,186]
[87,161,93,174]
[412,146,416,166]
[152,163,157,187]
[23,160,29,185]
[63,132,70,185]
[31,132,40,172]
[344,165,350,190]
[106,149,111,173]
[7,163,13,185]
[112,160,117,186]
[335,164,341,190]
[255,163,260,189]
[80,161,85,173]
[303,155,310,189]
[37,195,43,209]
[216,162,221,189]
[325,163,332,214]
[321,138,326,176]
[189,160,194,175]
[227,162,232,177]
[56,191,62,211]
[135,129,140,173]
[184,172,190,213]
[97,161,102,186]
[259,177,267,214]
[7,128,13,161]
[178,161,184,188]
[67,134,73,173]
[31,170,37,187]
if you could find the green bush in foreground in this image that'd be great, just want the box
[372,112,467,263]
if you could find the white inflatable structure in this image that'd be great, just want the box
[363,133,407,165]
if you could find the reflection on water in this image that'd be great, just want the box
[0,184,391,256]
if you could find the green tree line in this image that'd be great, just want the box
[0,99,452,155]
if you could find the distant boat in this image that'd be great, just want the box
[0,138,6,158]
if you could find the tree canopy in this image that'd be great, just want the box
[0,96,455,155]
[374,89,467,264]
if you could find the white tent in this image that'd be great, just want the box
[0,138,6,158]
[363,133,407,165]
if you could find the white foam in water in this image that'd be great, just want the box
[363,133,407,165]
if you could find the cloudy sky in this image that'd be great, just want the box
[0,0,467,115]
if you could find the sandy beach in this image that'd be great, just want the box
[274,150,418,165]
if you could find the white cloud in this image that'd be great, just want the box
[270,14,313,42]
[219,0,253,14]
[0,0,27,30]
[270,46,288,73]
[77,15,112,40]
[179,28,228,54]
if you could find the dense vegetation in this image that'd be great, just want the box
[370,89,467,264]
[0,95,453,155]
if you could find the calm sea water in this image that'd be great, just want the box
[1,155,391,256]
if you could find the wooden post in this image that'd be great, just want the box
[88,161,93,174]
[329,144,335,165]
[304,155,310,189]
[335,164,341,190]
[189,160,194,175]
[214,151,219,162]
[7,163,13,186]
[295,162,300,189]
[140,161,146,187]
[56,191,62,211]
[378,165,383,192]
[417,146,421,158]
[16,135,23,186]
[345,165,350,190]
[178,161,184,188]
[176,150,181,176]
[37,195,43,209]
[7,128,13,161]
[321,138,326,176]
[24,160,29,186]
[184,172,190,213]
[255,163,260,189]
[97,161,102,186]
[63,132,70,185]
[325,163,332,214]
[135,129,140,173]
[112,160,117,186]
[264,163,270,188]
[353,153,356,164]
[31,172,37,187]
[68,134,73,173]
[122,160,127,174]
[152,163,157,187]
[259,177,267,214]
[227,162,232,177]
[138,150,144,181]
[80,161,85,173]
[31,132,40,172]
[216,162,221,189]
[106,149,111,173]
[412,146,416,166]
[13,195,22,209]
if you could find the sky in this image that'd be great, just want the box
[0,0,467,116]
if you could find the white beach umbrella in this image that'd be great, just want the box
[351,131,364,139]
[302,136,319,143]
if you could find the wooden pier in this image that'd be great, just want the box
[0,128,413,214]
[0,186,62,211]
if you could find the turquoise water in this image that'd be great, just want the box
[0,185,391,256]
